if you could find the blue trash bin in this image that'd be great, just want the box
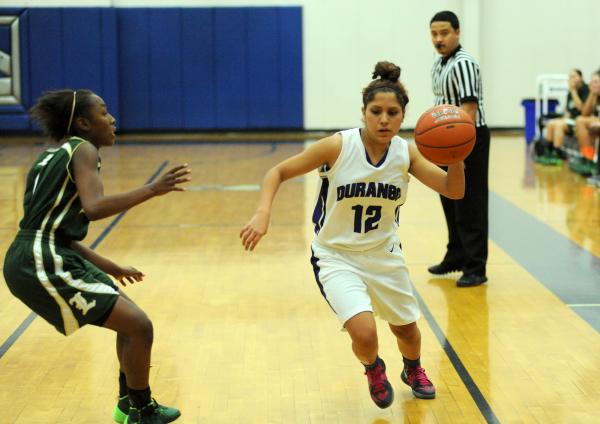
[521,98,559,143]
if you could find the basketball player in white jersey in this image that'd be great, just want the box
[240,61,465,407]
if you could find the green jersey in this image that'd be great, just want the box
[5,136,118,336]
[20,136,96,241]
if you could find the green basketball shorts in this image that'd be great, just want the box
[3,230,119,335]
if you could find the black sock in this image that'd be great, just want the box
[128,386,152,408]
[403,356,421,369]
[363,356,381,369]
[119,371,127,397]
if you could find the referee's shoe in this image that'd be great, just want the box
[456,273,488,287]
[427,262,462,275]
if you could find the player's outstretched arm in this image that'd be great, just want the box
[408,143,465,199]
[240,134,342,251]
[73,142,191,221]
[70,241,145,286]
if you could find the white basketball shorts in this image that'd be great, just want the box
[309,239,420,327]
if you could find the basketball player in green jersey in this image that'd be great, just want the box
[3,89,190,424]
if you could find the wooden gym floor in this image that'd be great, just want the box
[0,133,598,423]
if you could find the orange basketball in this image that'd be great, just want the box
[414,104,476,165]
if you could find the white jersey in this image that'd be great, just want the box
[312,128,410,251]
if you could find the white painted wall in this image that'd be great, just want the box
[481,0,600,129]
[3,0,599,129]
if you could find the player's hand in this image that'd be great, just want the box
[150,164,191,195]
[113,266,145,286]
[240,211,270,251]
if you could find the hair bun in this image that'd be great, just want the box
[372,61,401,83]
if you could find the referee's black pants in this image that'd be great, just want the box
[439,125,490,277]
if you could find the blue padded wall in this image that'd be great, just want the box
[117,7,303,130]
[63,10,104,90]
[0,6,303,133]
[100,9,119,122]
[28,9,63,102]
[149,8,183,129]
[214,8,248,129]
[118,8,151,130]
[62,9,119,120]
[1,8,119,131]
[247,8,280,129]
[181,9,215,129]
[279,7,304,128]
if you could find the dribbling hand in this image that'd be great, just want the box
[151,164,192,195]
[240,211,270,251]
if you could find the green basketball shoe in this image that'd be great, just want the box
[114,396,180,423]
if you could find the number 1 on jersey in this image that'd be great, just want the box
[351,205,382,233]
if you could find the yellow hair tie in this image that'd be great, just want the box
[66,90,77,135]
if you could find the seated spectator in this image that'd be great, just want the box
[586,122,600,186]
[536,69,589,165]
[570,69,600,176]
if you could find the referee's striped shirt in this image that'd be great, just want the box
[431,45,486,127]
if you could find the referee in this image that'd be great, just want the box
[427,10,490,287]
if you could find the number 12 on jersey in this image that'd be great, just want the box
[351,205,381,233]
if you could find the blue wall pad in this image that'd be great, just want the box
[278,7,303,128]
[214,8,248,129]
[0,6,303,133]
[181,9,215,129]
[118,8,151,129]
[246,8,281,128]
